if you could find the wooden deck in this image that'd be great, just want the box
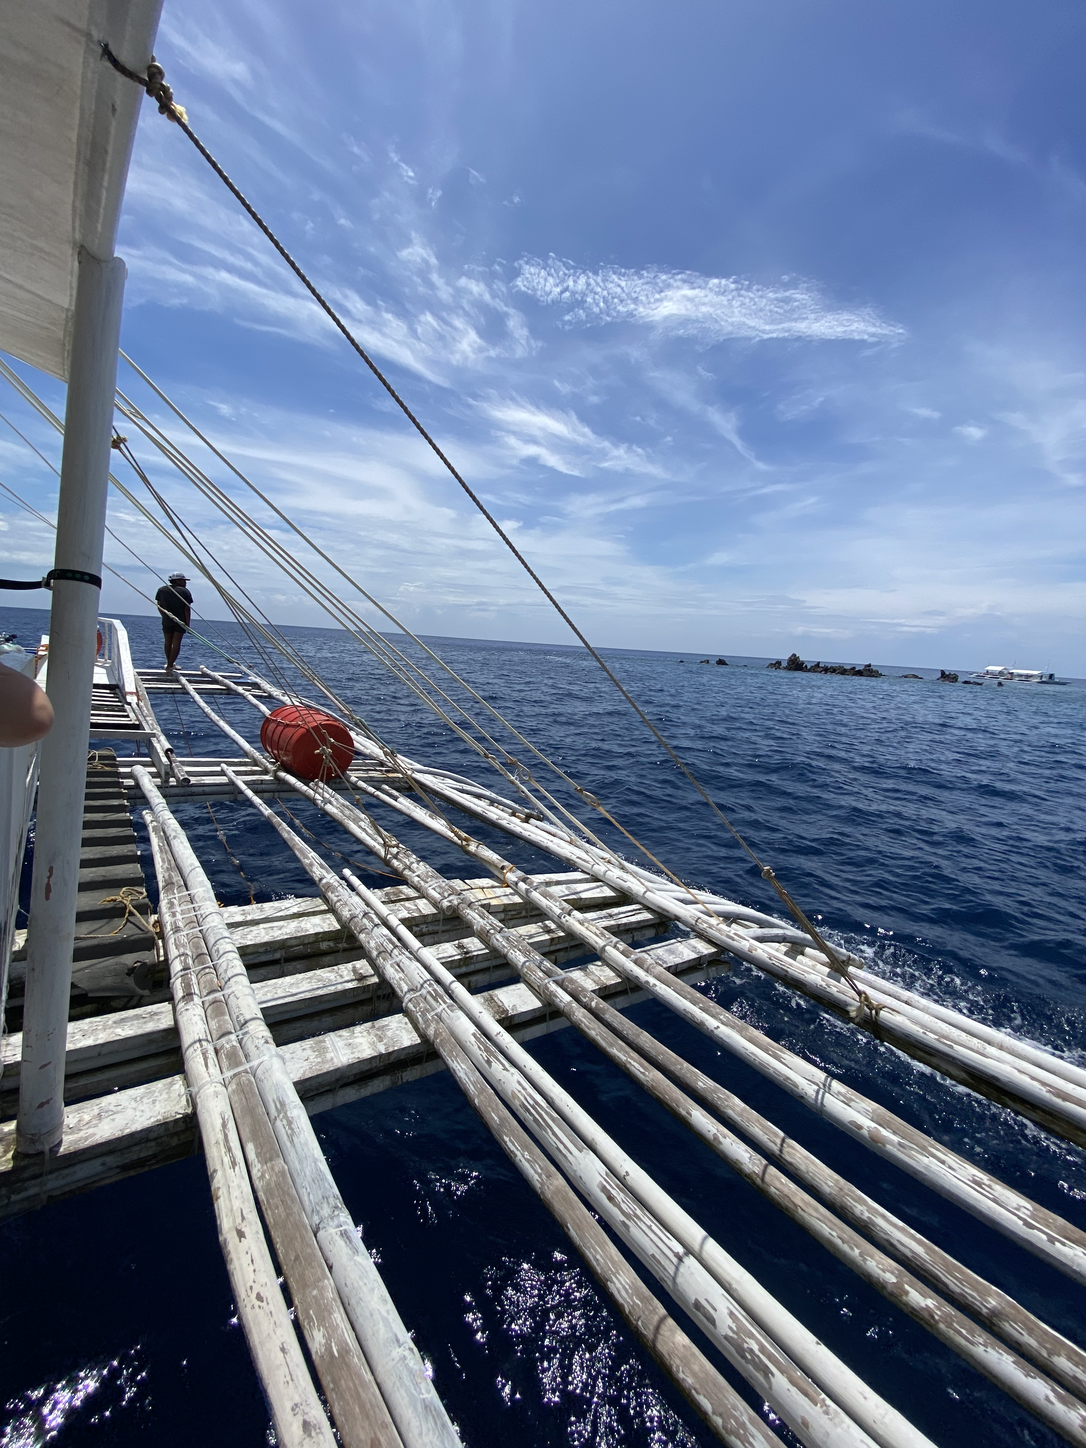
[0,873,721,1219]
[5,750,157,1027]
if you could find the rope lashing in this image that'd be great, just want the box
[100,44,188,123]
[102,43,861,991]
[848,990,888,1034]
[184,1049,278,1112]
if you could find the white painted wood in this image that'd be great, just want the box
[18,251,126,1154]
[1,893,666,1097]
[0,939,721,1218]
[0,651,40,1026]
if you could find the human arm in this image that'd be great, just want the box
[0,666,54,746]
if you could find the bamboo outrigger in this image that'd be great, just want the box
[3,634,1086,1446]
[1,3,1084,1444]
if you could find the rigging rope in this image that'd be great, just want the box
[0,396,268,666]
[100,44,855,977]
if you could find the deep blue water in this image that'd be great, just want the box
[2,605,1084,1448]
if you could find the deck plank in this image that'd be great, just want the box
[0,937,723,1219]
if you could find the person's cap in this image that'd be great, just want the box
[168,572,188,583]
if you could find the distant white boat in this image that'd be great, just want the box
[966,664,1063,685]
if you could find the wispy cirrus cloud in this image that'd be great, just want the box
[513,257,905,344]
[479,397,660,477]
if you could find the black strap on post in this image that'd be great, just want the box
[0,569,102,591]
[45,569,103,589]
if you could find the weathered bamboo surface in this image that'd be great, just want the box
[148,818,405,1448]
[6,663,1086,1448]
[116,755,411,802]
[212,751,1086,1445]
[0,873,674,1110]
[0,931,723,1219]
[149,819,339,1448]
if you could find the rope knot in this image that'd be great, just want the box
[848,991,886,1031]
[101,44,188,124]
[144,60,188,121]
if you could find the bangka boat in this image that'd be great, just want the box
[2,4,1084,1446]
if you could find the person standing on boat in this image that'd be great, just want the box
[155,571,192,672]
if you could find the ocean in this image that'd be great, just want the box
[2,605,1084,1448]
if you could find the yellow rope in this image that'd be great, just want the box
[77,886,158,938]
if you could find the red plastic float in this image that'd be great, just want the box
[260,704,354,782]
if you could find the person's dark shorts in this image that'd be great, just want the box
[161,618,187,636]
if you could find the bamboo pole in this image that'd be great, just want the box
[148,821,404,1448]
[338,867,934,1448]
[133,767,460,1448]
[417,781,1086,1144]
[845,968,1086,1095]
[145,822,336,1448]
[222,769,886,1448]
[208,666,1086,1143]
[321,778,1086,1428]
[185,682,1086,1442]
[256,744,1086,1289]
[339,772,1086,1284]
[557,970,1086,1406]
[275,785,1086,1447]
[180,692,1086,1307]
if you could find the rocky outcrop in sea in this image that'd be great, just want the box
[766,652,882,677]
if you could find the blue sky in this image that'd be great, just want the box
[3,0,1086,671]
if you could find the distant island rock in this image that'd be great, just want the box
[937,670,959,683]
[767,652,882,677]
[716,658,728,666]
[901,673,923,679]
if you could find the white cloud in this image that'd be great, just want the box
[480,397,659,477]
[514,257,904,344]
[160,19,254,87]
[954,424,988,442]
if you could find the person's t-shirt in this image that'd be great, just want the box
[155,584,192,630]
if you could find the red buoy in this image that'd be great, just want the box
[260,704,354,781]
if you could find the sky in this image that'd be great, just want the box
[3,0,1086,671]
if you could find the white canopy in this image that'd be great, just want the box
[0,0,162,380]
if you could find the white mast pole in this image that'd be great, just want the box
[16,250,127,1154]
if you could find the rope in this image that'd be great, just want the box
[206,802,257,905]
[0,400,264,675]
[96,887,157,937]
[273,796,405,881]
[101,46,858,985]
